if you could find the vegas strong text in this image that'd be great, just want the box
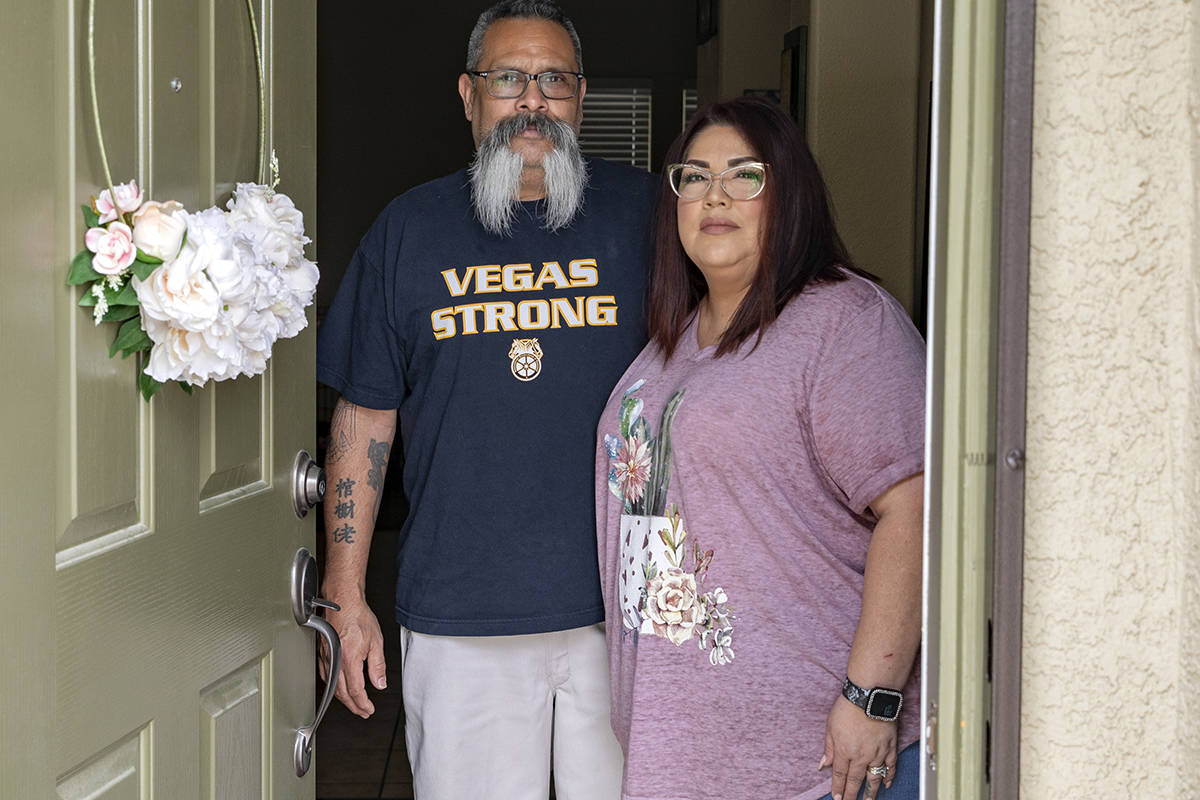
[431,258,617,340]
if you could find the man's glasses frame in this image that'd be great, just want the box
[466,70,585,100]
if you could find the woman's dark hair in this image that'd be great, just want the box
[648,95,859,359]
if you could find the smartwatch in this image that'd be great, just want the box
[841,676,903,722]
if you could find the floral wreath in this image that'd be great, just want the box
[66,0,317,401]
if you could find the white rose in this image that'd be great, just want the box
[185,207,237,262]
[133,245,221,332]
[229,307,279,366]
[227,184,308,267]
[206,254,258,307]
[143,319,240,386]
[271,257,318,339]
[95,180,144,223]
[271,299,309,339]
[283,257,319,299]
[239,306,282,353]
[131,200,188,261]
[268,191,305,236]
[252,264,286,309]
[84,222,137,275]
[199,313,248,368]
[140,319,213,383]
[640,567,703,646]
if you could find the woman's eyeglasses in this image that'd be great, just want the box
[667,162,768,201]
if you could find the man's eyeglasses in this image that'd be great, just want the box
[467,70,585,100]
[667,162,769,201]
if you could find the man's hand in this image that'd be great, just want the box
[319,397,396,719]
[817,695,897,800]
[317,590,387,718]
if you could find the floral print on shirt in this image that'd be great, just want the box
[605,380,736,665]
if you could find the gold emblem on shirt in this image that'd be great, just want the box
[509,338,543,382]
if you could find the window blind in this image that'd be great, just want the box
[682,87,698,131]
[579,85,652,171]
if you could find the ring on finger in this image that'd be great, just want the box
[867,764,890,779]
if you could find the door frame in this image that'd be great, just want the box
[989,0,1035,796]
[923,0,1034,798]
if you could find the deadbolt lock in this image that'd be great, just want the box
[292,450,326,518]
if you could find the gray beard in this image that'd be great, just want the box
[469,112,589,237]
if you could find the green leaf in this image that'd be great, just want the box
[630,416,651,445]
[135,248,163,265]
[139,370,162,402]
[109,280,139,306]
[101,304,140,322]
[81,204,100,229]
[130,259,158,281]
[67,249,101,285]
[109,317,152,359]
[176,381,194,395]
[78,280,139,310]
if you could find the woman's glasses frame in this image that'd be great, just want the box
[666,161,770,201]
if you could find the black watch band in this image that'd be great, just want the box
[841,676,904,721]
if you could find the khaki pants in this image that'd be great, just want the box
[399,623,622,800]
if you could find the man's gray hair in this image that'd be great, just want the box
[466,1,583,72]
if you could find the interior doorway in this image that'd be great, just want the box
[312,2,937,797]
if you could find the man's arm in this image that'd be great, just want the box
[319,396,398,719]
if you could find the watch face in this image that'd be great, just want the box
[866,690,902,720]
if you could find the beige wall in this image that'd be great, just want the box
[1024,0,1200,793]
[698,0,923,314]
[800,0,922,313]
[714,0,791,101]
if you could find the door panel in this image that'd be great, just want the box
[200,377,269,506]
[56,728,151,800]
[0,0,318,796]
[200,656,270,799]
[212,0,261,196]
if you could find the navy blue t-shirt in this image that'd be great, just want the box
[317,158,657,635]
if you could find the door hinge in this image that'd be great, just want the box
[986,616,993,683]
[925,702,938,773]
[985,719,992,784]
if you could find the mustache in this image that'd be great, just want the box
[486,111,577,150]
[469,112,588,237]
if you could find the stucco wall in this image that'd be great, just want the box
[1024,0,1200,794]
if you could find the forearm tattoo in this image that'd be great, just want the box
[326,403,391,546]
[331,474,357,544]
[326,400,358,465]
[367,439,390,491]
[367,438,390,520]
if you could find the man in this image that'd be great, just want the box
[315,2,655,798]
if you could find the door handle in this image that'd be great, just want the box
[291,547,342,777]
[292,450,326,518]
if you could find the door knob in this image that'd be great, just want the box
[292,450,326,518]
[290,547,342,777]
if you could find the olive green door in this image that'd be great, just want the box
[0,0,318,797]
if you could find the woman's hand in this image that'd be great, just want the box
[818,695,897,800]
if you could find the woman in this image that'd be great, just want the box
[595,96,924,800]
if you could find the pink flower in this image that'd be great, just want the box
[84,222,137,275]
[95,180,144,223]
[612,435,652,503]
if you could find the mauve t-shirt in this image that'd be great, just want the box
[594,274,925,800]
